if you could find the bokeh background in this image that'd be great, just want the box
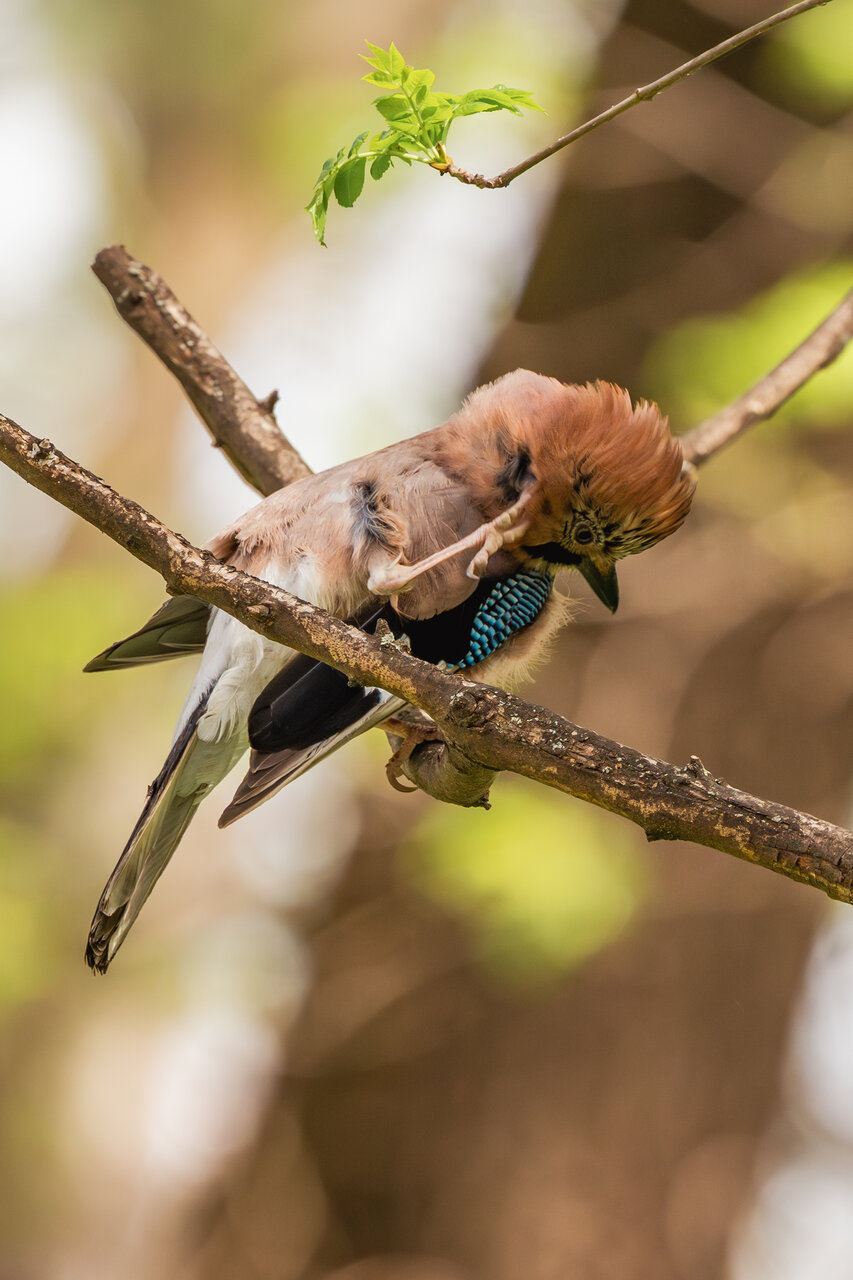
[2,1,853,1277]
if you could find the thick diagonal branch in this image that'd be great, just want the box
[2,410,853,907]
[92,245,310,496]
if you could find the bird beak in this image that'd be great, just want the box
[579,558,619,613]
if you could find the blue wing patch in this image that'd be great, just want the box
[453,570,552,668]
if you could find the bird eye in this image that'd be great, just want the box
[574,525,594,545]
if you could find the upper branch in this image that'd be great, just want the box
[2,410,853,908]
[445,0,832,189]
[92,246,853,499]
[92,245,311,497]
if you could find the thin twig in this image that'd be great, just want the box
[682,284,853,467]
[2,410,853,905]
[445,0,832,189]
[92,246,311,497]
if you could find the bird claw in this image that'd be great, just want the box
[367,554,410,596]
[368,494,534,597]
[384,720,445,793]
[466,526,507,579]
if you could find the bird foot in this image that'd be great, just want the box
[384,719,445,793]
[367,494,533,597]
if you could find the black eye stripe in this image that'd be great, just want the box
[523,542,581,566]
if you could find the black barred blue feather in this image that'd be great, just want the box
[453,570,551,668]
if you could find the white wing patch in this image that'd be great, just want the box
[194,551,348,746]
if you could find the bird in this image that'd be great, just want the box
[83,370,695,972]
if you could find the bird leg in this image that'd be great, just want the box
[383,716,446,794]
[367,492,534,597]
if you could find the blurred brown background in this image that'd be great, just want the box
[1,1,853,1277]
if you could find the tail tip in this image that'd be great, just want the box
[85,931,112,975]
[217,805,237,829]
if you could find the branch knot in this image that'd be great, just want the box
[25,437,56,463]
[447,687,492,728]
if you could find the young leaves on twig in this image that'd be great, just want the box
[306,42,542,245]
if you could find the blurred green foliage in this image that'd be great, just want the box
[0,566,140,786]
[49,0,284,125]
[760,1,853,109]
[403,781,646,985]
[0,817,61,1010]
[0,566,157,1010]
[646,261,853,429]
[254,78,374,203]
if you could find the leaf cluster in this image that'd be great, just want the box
[306,42,541,244]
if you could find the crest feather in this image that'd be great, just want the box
[439,370,694,554]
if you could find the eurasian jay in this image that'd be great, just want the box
[84,370,695,971]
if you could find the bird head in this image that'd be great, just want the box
[446,371,695,612]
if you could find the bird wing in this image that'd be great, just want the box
[219,683,404,827]
[84,595,210,671]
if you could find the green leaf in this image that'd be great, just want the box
[374,93,415,123]
[333,155,366,207]
[494,84,544,112]
[306,152,340,244]
[370,153,392,180]
[419,99,456,123]
[369,128,413,155]
[456,88,519,115]
[306,188,329,245]
[307,43,541,243]
[387,42,406,77]
[362,42,392,73]
[405,67,436,100]
[452,85,543,119]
